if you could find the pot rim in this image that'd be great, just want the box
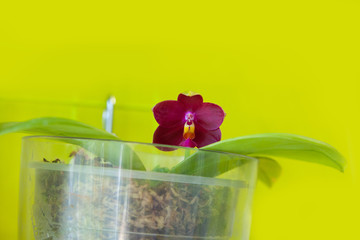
[22,135,258,162]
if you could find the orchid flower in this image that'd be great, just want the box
[152,92,225,148]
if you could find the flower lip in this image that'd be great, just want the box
[183,121,195,140]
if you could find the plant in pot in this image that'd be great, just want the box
[0,92,345,240]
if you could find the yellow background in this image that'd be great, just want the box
[0,0,359,239]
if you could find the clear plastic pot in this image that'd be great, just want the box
[19,136,257,240]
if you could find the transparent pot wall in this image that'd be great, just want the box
[19,137,257,240]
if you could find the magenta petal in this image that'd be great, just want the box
[180,139,197,148]
[195,103,225,130]
[194,127,221,148]
[153,125,184,146]
[177,93,203,111]
[153,100,186,127]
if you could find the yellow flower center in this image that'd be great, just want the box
[183,122,195,140]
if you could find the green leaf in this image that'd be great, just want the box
[0,117,118,140]
[170,150,249,177]
[202,133,345,172]
[1,119,345,186]
[0,117,146,170]
[171,133,344,187]
[169,150,282,187]
[256,157,282,187]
